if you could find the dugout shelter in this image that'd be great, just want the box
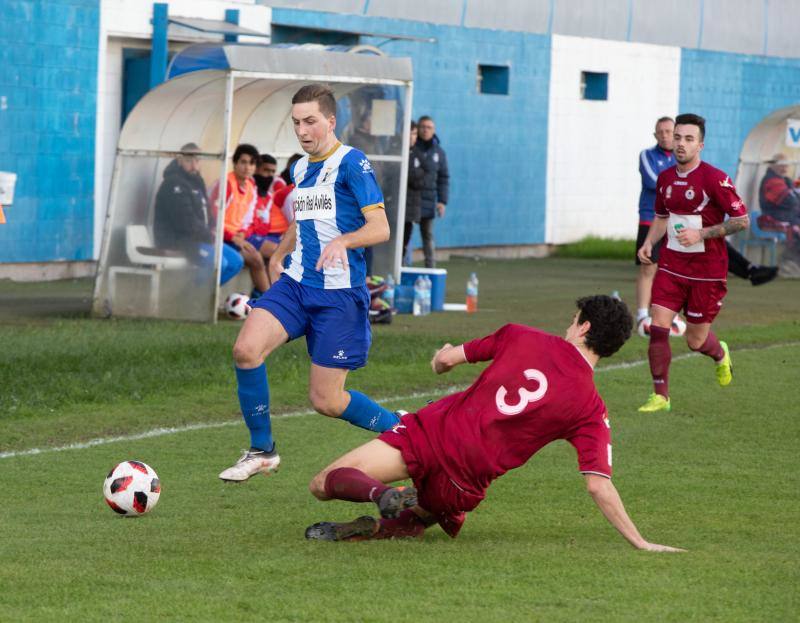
[734,104,800,264]
[93,43,413,322]
[735,104,800,212]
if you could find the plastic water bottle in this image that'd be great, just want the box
[466,273,479,313]
[383,273,395,309]
[422,276,432,316]
[413,276,425,316]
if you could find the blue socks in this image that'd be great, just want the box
[340,390,400,433]
[235,364,273,452]
[237,366,395,445]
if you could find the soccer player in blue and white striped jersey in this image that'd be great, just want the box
[219,84,400,482]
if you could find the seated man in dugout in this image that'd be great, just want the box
[153,143,243,285]
[759,153,800,269]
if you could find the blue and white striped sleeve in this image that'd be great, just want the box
[639,149,658,190]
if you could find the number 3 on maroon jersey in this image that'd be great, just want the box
[495,369,549,415]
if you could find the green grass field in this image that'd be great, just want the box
[553,236,635,260]
[1,258,798,622]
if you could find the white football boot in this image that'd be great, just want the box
[218,448,281,482]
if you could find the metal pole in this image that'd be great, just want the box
[393,80,413,281]
[92,153,123,317]
[150,3,169,89]
[211,72,236,323]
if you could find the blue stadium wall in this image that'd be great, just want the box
[272,9,552,249]
[0,0,99,263]
[679,49,800,179]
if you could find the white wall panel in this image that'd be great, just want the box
[545,35,681,244]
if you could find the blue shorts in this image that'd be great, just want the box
[247,233,282,249]
[252,275,371,370]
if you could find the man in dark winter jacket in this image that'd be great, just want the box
[409,116,449,267]
[403,121,430,264]
[153,143,243,284]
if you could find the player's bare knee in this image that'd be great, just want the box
[232,338,261,368]
[585,478,605,497]
[686,335,705,350]
[309,389,339,417]
[309,472,329,500]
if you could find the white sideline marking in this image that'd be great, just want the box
[1,342,797,460]
[0,386,463,460]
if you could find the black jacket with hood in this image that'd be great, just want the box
[405,144,435,223]
[153,159,213,258]
[411,134,449,219]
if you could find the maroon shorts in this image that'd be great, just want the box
[378,414,485,538]
[651,269,727,324]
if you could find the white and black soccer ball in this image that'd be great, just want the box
[224,292,250,320]
[103,460,161,516]
[670,316,687,337]
[638,315,687,338]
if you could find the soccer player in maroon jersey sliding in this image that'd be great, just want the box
[637,114,750,413]
[304,296,684,552]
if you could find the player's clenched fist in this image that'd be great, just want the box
[431,344,454,374]
[637,241,653,265]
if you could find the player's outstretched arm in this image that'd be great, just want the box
[584,474,686,552]
[431,344,467,375]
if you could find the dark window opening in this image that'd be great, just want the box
[478,64,510,95]
[581,71,608,101]
[121,48,175,125]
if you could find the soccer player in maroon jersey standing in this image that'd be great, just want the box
[304,296,684,552]
[637,114,750,413]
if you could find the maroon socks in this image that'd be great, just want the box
[690,331,725,362]
[648,325,671,398]
[323,468,429,539]
[324,467,390,503]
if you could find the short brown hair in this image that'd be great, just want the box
[675,113,706,140]
[292,84,336,117]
